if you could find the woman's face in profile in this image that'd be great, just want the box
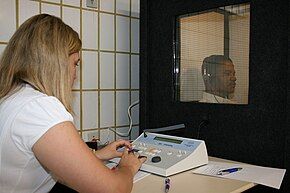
[69,52,80,87]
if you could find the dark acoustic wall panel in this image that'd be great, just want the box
[284,1,290,191]
[140,0,289,192]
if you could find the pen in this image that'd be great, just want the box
[217,167,242,175]
[165,177,170,192]
[128,148,139,153]
[111,163,119,171]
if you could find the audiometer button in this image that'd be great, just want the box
[151,156,161,163]
[167,152,172,155]
[176,154,182,157]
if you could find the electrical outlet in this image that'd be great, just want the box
[86,0,97,8]
[83,130,99,142]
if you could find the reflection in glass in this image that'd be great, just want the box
[174,3,250,104]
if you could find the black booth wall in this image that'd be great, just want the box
[140,0,289,192]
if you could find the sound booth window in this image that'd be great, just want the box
[174,3,250,104]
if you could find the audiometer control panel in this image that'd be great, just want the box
[131,132,208,177]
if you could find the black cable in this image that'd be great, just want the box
[197,119,209,139]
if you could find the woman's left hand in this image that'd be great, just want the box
[95,139,132,161]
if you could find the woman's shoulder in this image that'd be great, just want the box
[22,85,67,111]
[1,84,65,114]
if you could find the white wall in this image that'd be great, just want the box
[180,12,224,101]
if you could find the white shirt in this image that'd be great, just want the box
[199,91,236,104]
[0,84,73,193]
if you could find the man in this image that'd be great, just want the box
[199,55,237,103]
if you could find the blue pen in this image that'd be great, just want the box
[165,177,170,192]
[217,167,242,175]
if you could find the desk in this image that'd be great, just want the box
[132,157,256,193]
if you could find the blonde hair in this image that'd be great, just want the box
[0,14,81,113]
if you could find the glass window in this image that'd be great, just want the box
[174,3,250,104]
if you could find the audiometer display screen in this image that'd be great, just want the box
[154,136,183,144]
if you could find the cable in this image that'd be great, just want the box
[144,124,185,133]
[213,94,220,103]
[109,100,139,139]
[197,119,209,139]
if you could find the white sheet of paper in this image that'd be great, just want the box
[106,162,151,183]
[192,161,286,189]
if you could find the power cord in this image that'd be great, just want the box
[213,94,220,103]
[197,116,209,139]
[109,100,139,139]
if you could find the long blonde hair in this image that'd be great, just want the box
[0,14,81,113]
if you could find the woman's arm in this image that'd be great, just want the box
[32,121,145,193]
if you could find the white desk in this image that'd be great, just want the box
[132,157,256,193]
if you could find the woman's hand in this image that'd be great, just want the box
[95,139,132,161]
[117,148,147,176]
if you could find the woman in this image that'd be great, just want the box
[0,14,146,193]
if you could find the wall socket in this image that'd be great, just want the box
[86,0,97,8]
[84,131,99,142]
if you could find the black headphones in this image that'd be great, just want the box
[203,68,211,79]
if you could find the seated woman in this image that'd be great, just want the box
[0,14,146,193]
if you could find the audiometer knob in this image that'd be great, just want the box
[151,156,161,163]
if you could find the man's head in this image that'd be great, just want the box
[201,55,236,98]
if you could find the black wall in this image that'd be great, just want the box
[140,0,289,192]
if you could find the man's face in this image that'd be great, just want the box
[212,61,236,97]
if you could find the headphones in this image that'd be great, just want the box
[203,68,211,80]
